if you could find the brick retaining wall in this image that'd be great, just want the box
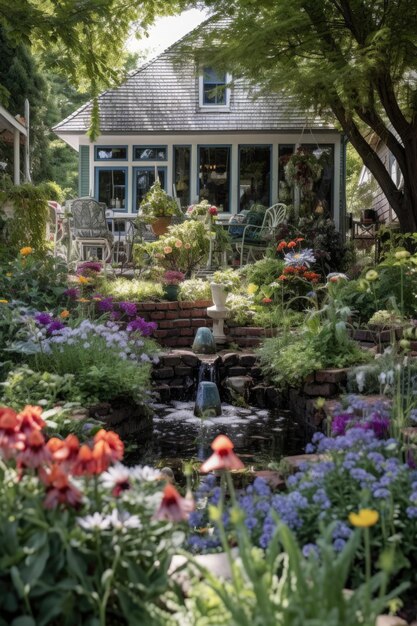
[137,300,273,349]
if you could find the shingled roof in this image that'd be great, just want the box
[53,24,334,136]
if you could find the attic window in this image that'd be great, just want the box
[199,68,231,109]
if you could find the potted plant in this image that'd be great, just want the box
[186,200,218,225]
[139,180,179,236]
[162,270,185,301]
[210,268,240,308]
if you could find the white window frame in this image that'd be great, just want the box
[198,70,232,111]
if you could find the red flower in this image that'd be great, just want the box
[154,484,194,522]
[17,430,51,468]
[262,297,273,304]
[287,241,297,248]
[200,435,244,473]
[92,430,124,473]
[40,465,83,509]
[209,206,218,216]
[0,407,25,459]
[17,405,45,435]
[277,241,287,252]
[72,444,98,476]
[278,274,287,281]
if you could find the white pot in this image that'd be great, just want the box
[210,282,227,309]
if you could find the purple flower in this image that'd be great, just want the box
[47,320,65,334]
[63,287,79,299]
[35,312,53,326]
[331,413,353,436]
[97,297,114,312]
[119,301,138,317]
[127,317,157,336]
[76,261,102,276]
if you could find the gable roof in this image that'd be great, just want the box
[53,24,335,137]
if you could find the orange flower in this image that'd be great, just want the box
[77,275,90,285]
[262,297,273,304]
[0,407,25,458]
[72,444,98,476]
[287,241,297,248]
[92,429,124,473]
[278,274,287,281]
[17,405,45,434]
[154,484,194,522]
[200,435,244,473]
[20,246,33,256]
[295,237,304,243]
[163,246,173,254]
[277,241,287,252]
[60,309,70,319]
[47,434,80,464]
[174,240,183,248]
[76,298,90,303]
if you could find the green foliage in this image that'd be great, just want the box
[0,433,181,624]
[0,183,52,255]
[241,256,285,287]
[178,516,398,626]
[139,180,180,220]
[135,220,210,277]
[212,268,241,293]
[258,295,371,389]
[0,252,67,309]
[179,278,212,302]
[226,293,256,326]
[98,278,164,302]
[1,366,81,409]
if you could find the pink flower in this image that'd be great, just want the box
[154,484,194,522]
[209,206,218,216]
[18,430,51,468]
[163,246,173,254]
[200,435,244,473]
[174,239,183,248]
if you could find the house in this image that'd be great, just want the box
[53,24,346,233]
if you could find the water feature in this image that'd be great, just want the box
[194,381,222,417]
[128,401,314,471]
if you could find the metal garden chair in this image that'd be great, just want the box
[234,202,287,265]
[69,197,114,265]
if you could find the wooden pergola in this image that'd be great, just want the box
[0,101,29,184]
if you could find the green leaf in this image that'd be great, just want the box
[10,567,25,598]
[11,617,36,626]
[101,568,113,588]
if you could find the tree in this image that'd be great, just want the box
[183,1,417,232]
[0,0,185,137]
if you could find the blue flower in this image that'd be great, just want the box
[284,248,316,268]
[333,538,347,552]
[406,506,417,519]
[302,543,319,558]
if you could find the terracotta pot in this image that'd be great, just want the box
[151,216,172,236]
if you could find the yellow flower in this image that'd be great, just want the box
[20,246,33,256]
[348,509,379,528]
[6,273,12,277]
[394,250,411,260]
[0,299,8,304]
[77,275,90,284]
[247,283,258,295]
[365,270,378,282]
[60,309,70,319]
[76,298,90,303]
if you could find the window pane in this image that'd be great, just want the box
[278,145,295,204]
[239,146,271,211]
[203,68,226,83]
[96,147,127,160]
[301,144,334,215]
[97,169,126,209]
[133,146,167,161]
[203,85,226,105]
[199,146,230,212]
[134,168,166,211]
[174,146,191,207]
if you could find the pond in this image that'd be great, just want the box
[127,400,315,472]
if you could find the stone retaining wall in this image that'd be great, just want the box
[152,351,351,418]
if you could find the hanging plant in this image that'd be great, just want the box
[284,148,323,193]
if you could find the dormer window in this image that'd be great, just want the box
[199,68,231,110]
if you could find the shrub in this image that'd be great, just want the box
[179,278,212,302]
[98,278,164,302]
